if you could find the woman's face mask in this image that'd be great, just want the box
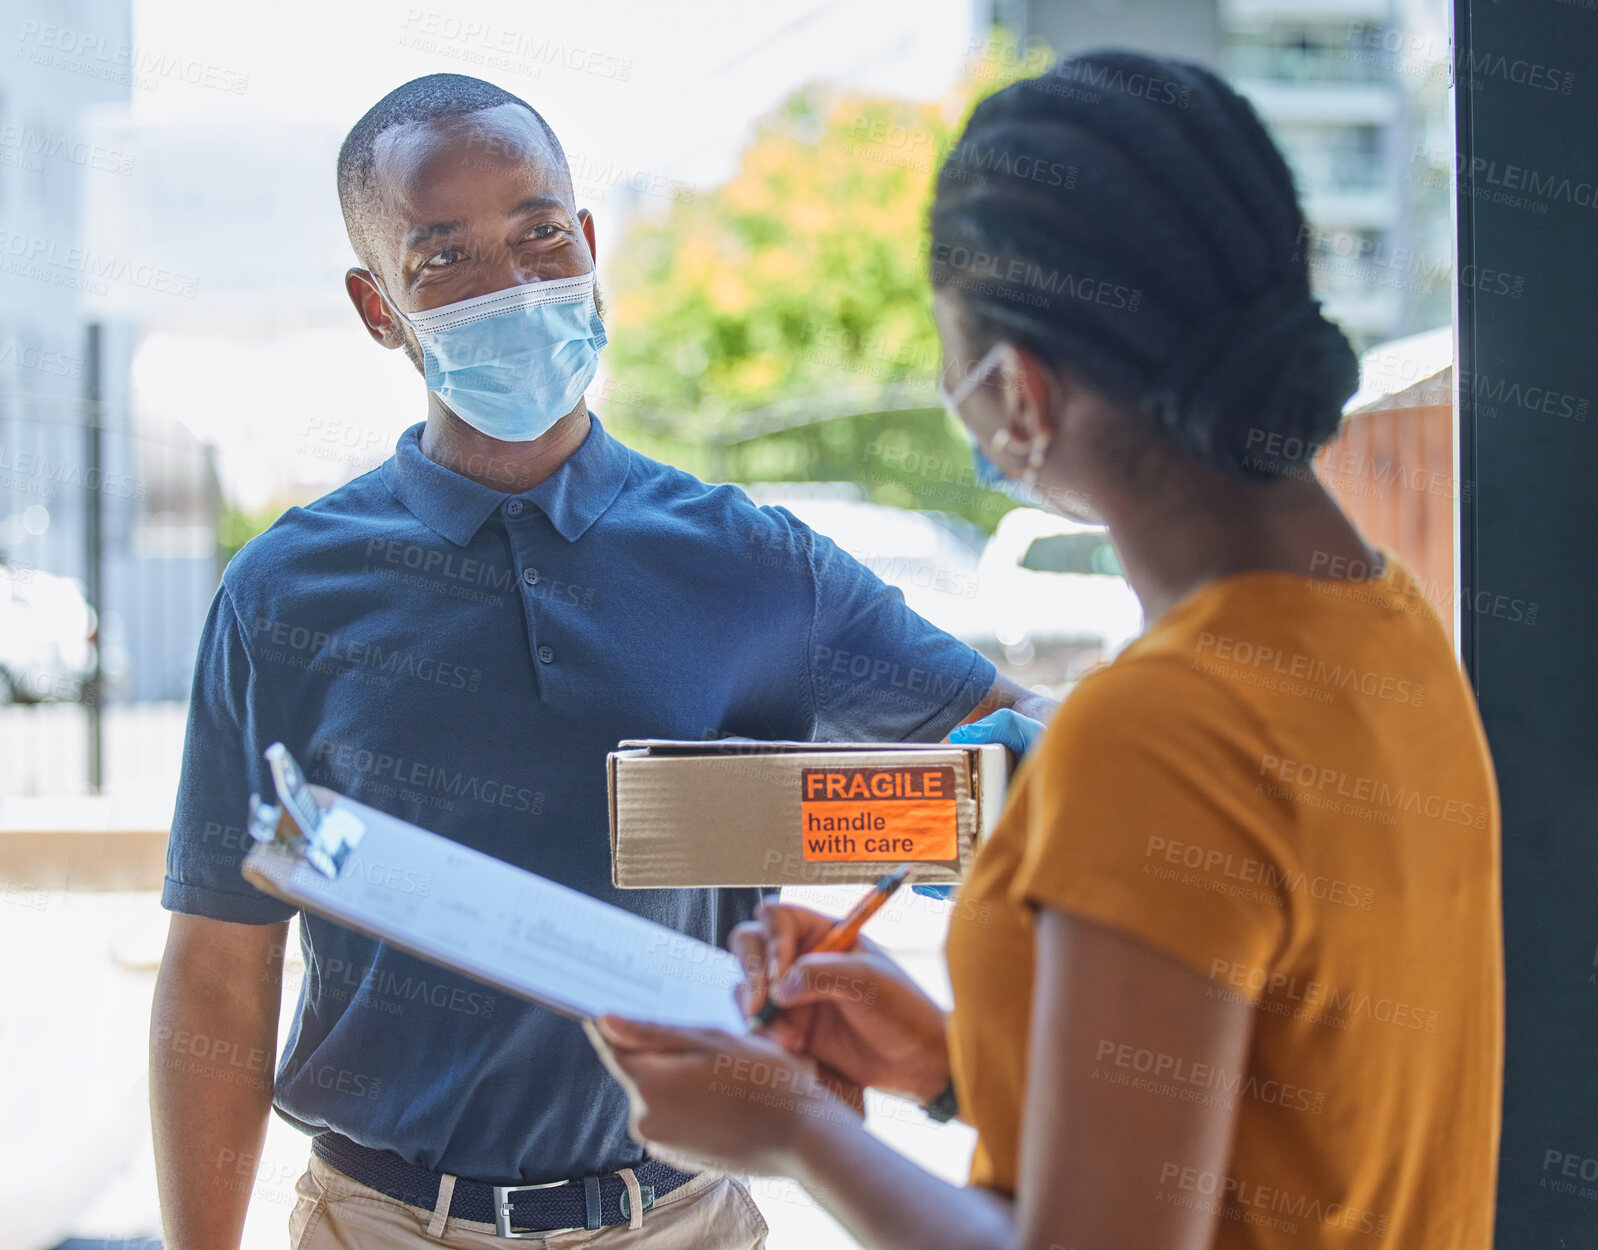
[941,343,1038,505]
[378,271,607,443]
[940,341,1103,523]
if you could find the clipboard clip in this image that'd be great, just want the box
[248,742,362,878]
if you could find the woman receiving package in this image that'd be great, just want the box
[587,50,1503,1250]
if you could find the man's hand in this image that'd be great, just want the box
[915,706,1048,899]
[950,707,1047,760]
[970,673,1057,728]
[152,913,288,1250]
[730,901,951,1104]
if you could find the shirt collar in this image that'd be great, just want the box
[382,414,631,547]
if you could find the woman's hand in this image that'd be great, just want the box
[731,901,951,1104]
[585,1016,859,1176]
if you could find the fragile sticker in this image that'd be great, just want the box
[800,766,958,862]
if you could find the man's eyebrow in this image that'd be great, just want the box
[403,220,466,249]
[401,196,569,250]
[508,194,571,218]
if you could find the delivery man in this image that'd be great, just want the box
[149,72,1051,1250]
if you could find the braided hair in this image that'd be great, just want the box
[930,50,1358,478]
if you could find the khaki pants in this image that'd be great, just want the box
[288,1154,769,1249]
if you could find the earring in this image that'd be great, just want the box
[1020,436,1051,495]
[989,428,1015,459]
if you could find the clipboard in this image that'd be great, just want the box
[242,743,746,1032]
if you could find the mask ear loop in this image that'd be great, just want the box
[364,272,417,335]
[366,273,440,395]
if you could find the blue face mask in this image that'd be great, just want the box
[940,343,1037,505]
[968,434,1034,503]
[379,272,607,442]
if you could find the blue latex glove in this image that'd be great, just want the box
[913,709,1048,899]
[949,707,1047,759]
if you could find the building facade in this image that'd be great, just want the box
[976,0,1451,349]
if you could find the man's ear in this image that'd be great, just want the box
[578,208,597,265]
[346,268,405,350]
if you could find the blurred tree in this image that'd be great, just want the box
[602,32,1051,531]
[218,501,285,566]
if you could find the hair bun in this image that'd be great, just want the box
[1143,292,1358,478]
[1198,309,1359,478]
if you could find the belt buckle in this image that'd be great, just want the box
[620,1182,655,1220]
[492,1178,568,1239]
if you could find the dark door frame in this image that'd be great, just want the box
[1454,2,1598,1244]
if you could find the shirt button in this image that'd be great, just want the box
[538,645,555,664]
[522,567,539,586]
[505,499,524,518]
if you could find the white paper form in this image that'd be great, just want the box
[244,793,746,1032]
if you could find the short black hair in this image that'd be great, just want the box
[337,73,568,276]
[931,50,1358,479]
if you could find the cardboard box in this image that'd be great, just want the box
[607,739,1010,888]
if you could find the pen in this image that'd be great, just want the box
[749,864,913,1030]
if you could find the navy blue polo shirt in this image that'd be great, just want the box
[164,414,994,1185]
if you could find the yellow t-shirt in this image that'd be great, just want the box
[945,555,1503,1247]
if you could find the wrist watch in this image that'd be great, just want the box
[922,1079,960,1124]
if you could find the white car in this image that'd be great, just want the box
[740,488,1141,698]
[971,507,1143,695]
[740,483,989,632]
[0,563,100,703]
